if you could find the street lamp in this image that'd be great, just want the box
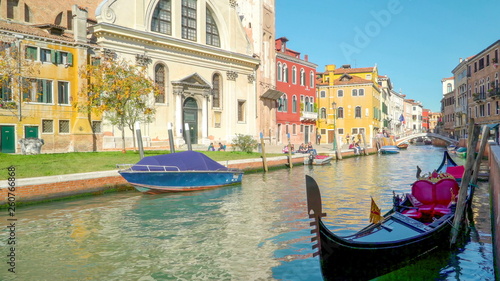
[332,102,337,151]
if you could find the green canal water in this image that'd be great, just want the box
[1,145,494,280]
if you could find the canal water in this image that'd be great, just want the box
[1,145,494,280]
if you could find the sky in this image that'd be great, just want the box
[276,0,500,112]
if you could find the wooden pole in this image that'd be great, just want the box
[361,132,369,155]
[450,119,480,246]
[260,132,268,172]
[287,133,293,168]
[335,135,343,160]
[471,125,490,186]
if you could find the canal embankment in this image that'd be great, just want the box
[488,142,500,279]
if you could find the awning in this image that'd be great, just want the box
[261,89,284,100]
[486,123,499,129]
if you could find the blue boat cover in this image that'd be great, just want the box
[131,151,229,171]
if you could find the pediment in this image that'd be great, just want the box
[172,73,211,89]
[339,73,352,82]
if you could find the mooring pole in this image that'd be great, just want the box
[287,133,293,168]
[471,125,490,186]
[260,132,268,172]
[135,122,144,159]
[167,123,175,153]
[450,118,480,246]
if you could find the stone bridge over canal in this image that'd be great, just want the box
[395,133,458,145]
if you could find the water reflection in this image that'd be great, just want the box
[0,145,494,280]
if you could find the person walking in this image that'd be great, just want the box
[316,134,321,145]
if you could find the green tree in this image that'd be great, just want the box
[231,134,258,153]
[76,56,160,152]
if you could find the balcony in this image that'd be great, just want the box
[472,93,486,103]
[300,111,317,121]
[488,88,500,99]
[0,100,18,110]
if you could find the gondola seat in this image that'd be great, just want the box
[402,179,459,221]
[446,165,465,180]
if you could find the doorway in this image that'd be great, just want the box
[183,97,198,144]
[25,126,39,138]
[1,126,15,153]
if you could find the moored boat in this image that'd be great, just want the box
[456,147,467,159]
[397,142,409,149]
[117,151,243,193]
[379,145,400,154]
[306,161,472,280]
[304,153,333,165]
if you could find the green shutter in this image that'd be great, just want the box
[56,51,62,64]
[51,49,57,64]
[67,52,73,66]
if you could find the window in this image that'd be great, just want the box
[304,97,310,112]
[1,80,12,101]
[155,64,166,103]
[292,96,297,113]
[283,95,288,112]
[358,89,364,96]
[92,121,102,133]
[36,79,53,103]
[338,107,344,118]
[320,108,326,118]
[447,83,452,93]
[310,71,314,88]
[40,48,51,62]
[212,73,221,108]
[206,8,220,47]
[152,0,172,34]
[25,46,37,60]
[292,66,297,84]
[42,120,54,133]
[57,81,69,104]
[282,64,288,83]
[355,106,361,118]
[338,89,343,97]
[237,100,245,122]
[320,90,326,98]
[352,89,358,96]
[292,124,297,135]
[338,128,344,135]
[300,69,305,86]
[182,0,197,41]
[59,120,70,133]
[277,63,282,81]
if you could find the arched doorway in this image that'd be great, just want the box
[183,97,198,144]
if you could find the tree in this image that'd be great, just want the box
[76,56,160,152]
[0,39,40,120]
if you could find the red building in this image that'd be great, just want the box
[275,37,318,146]
[422,108,430,132]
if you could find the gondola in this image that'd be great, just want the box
[306,159,471,280]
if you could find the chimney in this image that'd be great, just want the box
[72,5,88,44]
[341,64,351,69]
[304,54,308,62]
[459,58,463,63]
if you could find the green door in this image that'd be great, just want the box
[1,126,16,153]
[25,126,39,138]
[183,98,198,144]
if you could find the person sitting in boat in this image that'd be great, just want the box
[208,143,215,151]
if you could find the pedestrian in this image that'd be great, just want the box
[316,134,321,145]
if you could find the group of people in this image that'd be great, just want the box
[348,141,364,155]
[283,142,316,155]
[207,142,225,151]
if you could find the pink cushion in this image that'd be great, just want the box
[410,179,459,217]
[435,178,459,206]
[446,165,465,179]
[412,180,435,205]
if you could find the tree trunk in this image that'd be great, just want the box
[121,116,126,153]
[131,124,137,152]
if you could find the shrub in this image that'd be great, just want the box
[231,134,258,153]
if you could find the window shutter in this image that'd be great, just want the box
[67,53,73,66]
[51,49,57,64]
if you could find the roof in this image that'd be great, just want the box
[334,67,375,75]
[334,75,373,85]
[0,20,74,42]
[261,89,285,100]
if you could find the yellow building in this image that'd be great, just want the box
[0,6,100,153]
[317,64,382,148]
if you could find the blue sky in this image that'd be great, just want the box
[276,0,500,112]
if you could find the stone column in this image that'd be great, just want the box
[201,90,209,142]
[173,86,184,141]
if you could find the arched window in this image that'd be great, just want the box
[300,69,305,86]
[277,63,282,81]
[277,96,284,112]
[154,64,166,103]
[182,0,197,41]
[206,8,220,47]
[212,73,221,108]
[355,106,362,118]
[337,107,344,118]
[310,71,314,88]
[304,97,310,112]
[292,66,297,84]
[352,89,358,96]
[292,96,297,113]
[283,64,288,83]
[151,0,172,35]
[447,83,452,93]
[320,108,326,119]
[283,94,288,112]
[338,89,344,97]
[309,97,314,111]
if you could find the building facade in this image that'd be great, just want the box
[275,37,317,145]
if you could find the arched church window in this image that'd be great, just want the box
[151,0,172,35]
[212,73,222,108]
[155,64,166,103]
[206,8,220,47]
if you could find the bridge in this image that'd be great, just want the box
[395,133,458,145]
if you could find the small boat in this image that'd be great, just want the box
[379,145,400,154]
[306,167,472,280]
[397,142,409,149]
[117,151,243,193]
[456,147,467,159]
[304,153,333,165]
